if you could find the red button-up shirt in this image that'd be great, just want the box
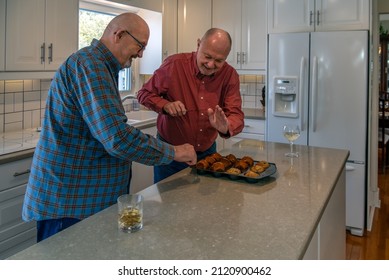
[137,52,244,152]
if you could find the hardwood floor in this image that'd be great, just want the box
[345,151,389,260]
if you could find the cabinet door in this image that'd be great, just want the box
[6,0,46,71]
[315,0,369,31]
[45,0,79,70]
[241,0,267,70]
[162,0,178,60]
[268,0,314,33]
[0,0,5,71]
[177,0,212,53]
[212,0,241,69]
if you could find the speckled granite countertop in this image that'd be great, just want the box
[8,140,349,260]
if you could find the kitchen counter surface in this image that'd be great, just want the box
[8,140,349,260]
[242,108,265,119]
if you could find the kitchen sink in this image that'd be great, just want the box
[125,110,157,125]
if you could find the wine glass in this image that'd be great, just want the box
[283,124,301,157]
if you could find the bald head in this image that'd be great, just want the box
[102,12,149,39]
[200,28,232,55]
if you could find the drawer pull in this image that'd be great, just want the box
[13,169,31,177]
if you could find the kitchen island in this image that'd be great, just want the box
[8,140,348,260]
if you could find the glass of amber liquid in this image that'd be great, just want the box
[117,194,143,233]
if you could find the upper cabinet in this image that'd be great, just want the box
[0,0,5,71]
[162,0,178,60]
[212,0,267,70]
[6,0,78,71]
[268,0,369,33]
[177,0,212,53]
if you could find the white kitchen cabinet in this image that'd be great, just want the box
[268,0,369,33]
[224,118,266,149]
[212,0,267,70]
[0,0,5,71]
[304,168,346,259]
[6,0,78,71]
[0,156,36,259]
[162,0,178,60]
[130,125,157,194]
[177,0,212,53]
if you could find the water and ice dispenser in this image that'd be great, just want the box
[272,76,298,118]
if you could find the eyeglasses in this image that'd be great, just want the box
[125,30,146,52]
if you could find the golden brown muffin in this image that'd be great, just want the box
[251,164,265,173]
[257,160,270,169]
[245,170,260,178]
[241,156,254,167]
[211,152,223,161]
[219,157,232,169]
[196,159,209,170]
[225,154,237,164]
[234,160,249,171]
[226,167,241,175]
[211,161,226,172]
[205,155,217,165]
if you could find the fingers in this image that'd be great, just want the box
[164,101,187,117]
[173,144,197,165]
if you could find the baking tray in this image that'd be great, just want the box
[195,161,277,183]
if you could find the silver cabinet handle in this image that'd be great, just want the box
[13,169,31,177]
[310,10,313,26]
[242,52,246,64]
[316,10,320,26]
[40,43,45,64]
[48,43,53,63]
[237,52,240,64]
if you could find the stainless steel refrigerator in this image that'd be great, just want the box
[266,31,368,236]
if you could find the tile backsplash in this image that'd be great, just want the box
[0,75,266,133]
[0,79,50,133]
[239,74,266,109]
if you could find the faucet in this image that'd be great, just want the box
[121,94,136,102]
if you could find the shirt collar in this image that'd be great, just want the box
[91,39,122,75]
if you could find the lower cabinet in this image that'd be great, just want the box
[130,125,157,194]
[303,168,346,259]
[224,118,266,149]
[0,155,36,259]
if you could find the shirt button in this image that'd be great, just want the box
[197,144,201,147]
[201,113,204,116]
[200,129,203,132]
[200,96,204,100]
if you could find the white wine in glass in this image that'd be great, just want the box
[283,124,301,157]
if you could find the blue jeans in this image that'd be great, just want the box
[154,133,217,183]
[37,218,81,242]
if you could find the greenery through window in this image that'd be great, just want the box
[79,9,114,49]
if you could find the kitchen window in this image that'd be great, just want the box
[79,0,139,92]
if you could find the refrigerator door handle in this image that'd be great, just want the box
[299,57,305,131]
[312,56,318,132]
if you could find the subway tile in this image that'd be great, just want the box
[24,90,41,102]
[5,80,23,93]
[32,79,41,91]
[14,92,23,112]
[4,93,14,113]
[24,100,41,111]
[23,80,33,91]
[0,80,4,93]
[40,79,52,91]
[0,114,3,132]
[4,122,23,132]
[5,111,23,123]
